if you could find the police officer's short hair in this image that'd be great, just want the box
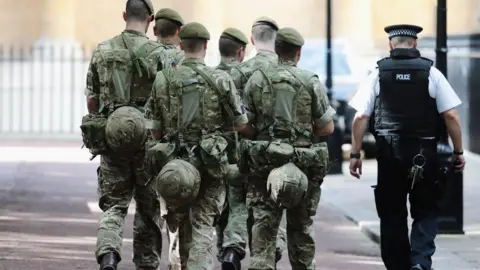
[155,19,182,37]
[219,37,245,57]
[252,25,277,43]
[390,36,416,47]
[125,0,150,22]
[181,39,205,53]
[275,41,301,60]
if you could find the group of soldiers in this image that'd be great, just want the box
[81,0,334,269]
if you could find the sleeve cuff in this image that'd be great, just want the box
[232,114,249,126]
[145,119,162,130]
[314,106,336,127]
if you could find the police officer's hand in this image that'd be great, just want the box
[451,153,466,172]
[349,158,362,179]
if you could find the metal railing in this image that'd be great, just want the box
[0,45,91,140]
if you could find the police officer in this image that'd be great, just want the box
[348,24,466,270]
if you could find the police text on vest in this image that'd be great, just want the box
[396,74,411,81]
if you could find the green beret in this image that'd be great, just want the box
[252,16,279,31]
[140,0,154,17]
[180,22,210,40]
[154,8,184,25]
[276,27,305,47]
[221,27,249,45]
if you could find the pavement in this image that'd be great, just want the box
[0,144,385,270]
[322,153,480,270]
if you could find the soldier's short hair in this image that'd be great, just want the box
[181,39,206,53]
[219,37,245,57]
[252,25,277,44]
[155,19,182,37]
[125,0,150,22]
[275,41,301,60]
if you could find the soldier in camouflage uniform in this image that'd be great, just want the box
[213,27,248,269]
[152,7,185,270]
[144,22,254,270]
[225,17,287,268]
[153,8,185,65]
[242,27,336,269]
[83,1,168,269]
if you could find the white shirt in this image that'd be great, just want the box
[349,66,462,116]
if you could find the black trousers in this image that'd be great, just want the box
[374,136,442,270]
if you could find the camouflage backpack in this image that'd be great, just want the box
[95,33,164,110]
[255,65,316,146]
[81,33,168,156]
[159,65,232,179]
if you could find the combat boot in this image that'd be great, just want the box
[221,249,241,270]
[99,252,119,270]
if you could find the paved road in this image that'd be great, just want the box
[0,162,384,270]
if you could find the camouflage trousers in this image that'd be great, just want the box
[246,177,322,270]
[176,174,226,269]
[95,152,162,270]
[216,183,287,261]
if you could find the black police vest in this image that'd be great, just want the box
[373,48,438,138]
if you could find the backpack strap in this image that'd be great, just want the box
[283,65,315,96]
[189,65,235,119]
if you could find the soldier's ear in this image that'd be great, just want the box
[122,12,127,22]
[250,36,255,45]
[297,47,302,61]
[203,41,208,50]
[388,41,393,51]
[179,41,185,51]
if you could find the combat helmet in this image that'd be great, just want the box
[105,106,147,153]
[267,162,308,209]
[156,159,201,210]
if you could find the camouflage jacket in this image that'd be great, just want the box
[244,59,336,146]
[157,40,185,67]
[85,30,171,111]
[144,58,248,144]
[230,49,278,96]
[215,58,240,74]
